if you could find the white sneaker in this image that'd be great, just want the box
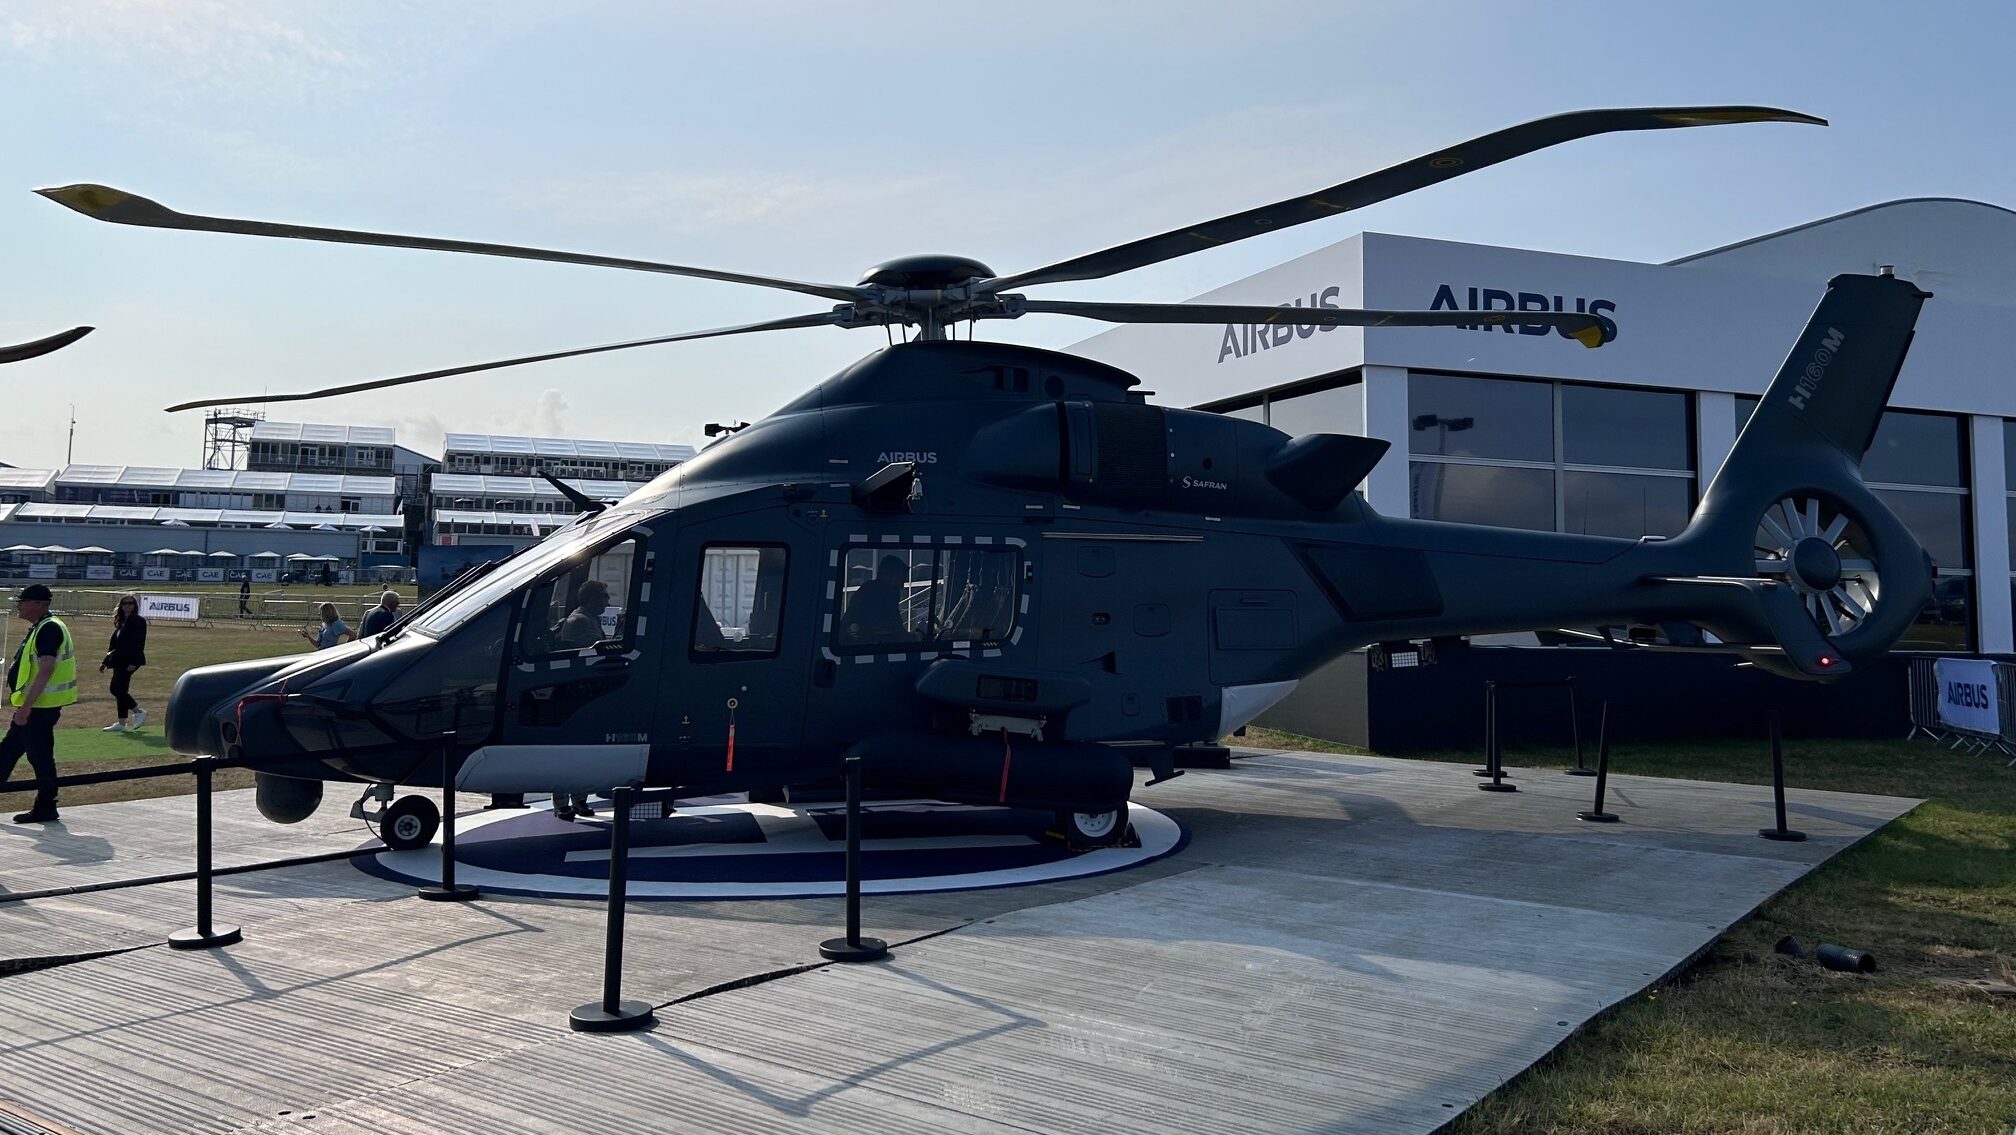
[129,708,147,729]
[102,721,126,732]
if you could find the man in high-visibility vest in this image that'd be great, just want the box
[3,584,75,823]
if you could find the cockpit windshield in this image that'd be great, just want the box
[406,510,659,637]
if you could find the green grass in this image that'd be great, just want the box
[1245,727,2016,1134]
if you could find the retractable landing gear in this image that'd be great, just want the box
[351,784,441,851]
[1052,807,1136,851]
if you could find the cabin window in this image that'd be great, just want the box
[519,536,639,656]
[691,545,788,660]
[835,545,1019,651]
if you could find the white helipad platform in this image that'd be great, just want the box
[360,796,1186,899]
[0,748,1917,1134]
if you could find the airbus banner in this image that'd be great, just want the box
[1934,657,1999,736]
[141,594,201,622]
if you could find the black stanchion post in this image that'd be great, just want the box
[1566,678,1594,776]
[1759,710,1807,842]
[419,744,479,902]
[820,756,889,962]
[1478,681,1517,792]
[169,757,243,949]
[1474,681,1500,778]
[1578,701,1620,823]
[571,786,655,1032]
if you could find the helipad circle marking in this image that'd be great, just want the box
[357,797,1186,900]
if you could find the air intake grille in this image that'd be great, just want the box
[1094,403,1168,499]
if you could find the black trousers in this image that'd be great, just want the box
[109,668,138,716]
[0,707,62,810]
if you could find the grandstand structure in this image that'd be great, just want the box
[431,433,694,550]
[0,424,697,575]
[0,465,404,581]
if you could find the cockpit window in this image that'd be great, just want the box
[692,545,788,660]
[522,538,639,657]
[835,545,1019,651]
[406,512,648,637]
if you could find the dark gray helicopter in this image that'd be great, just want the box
[40,106,1932,851]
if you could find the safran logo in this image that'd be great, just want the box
[1428,284,1618,344]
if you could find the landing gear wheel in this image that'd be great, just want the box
[380,795,440,851]
[1055,807,1130,850]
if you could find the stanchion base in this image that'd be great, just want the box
[1477,782,1518,793]
[819,936,889,963]
[1577,810,1620,823]
[568,1000,657,1033]
[1566,768,1598,777]
[417,884,481,902]
[1759,828,1808,842]
[168,925,242,950]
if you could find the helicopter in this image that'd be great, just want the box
[36,106,1933,852]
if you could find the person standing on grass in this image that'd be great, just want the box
[359,589,401,636]
[2,584,76,824]
[99,593,148,732]
[299,602,354,650]
[238,576,252,617]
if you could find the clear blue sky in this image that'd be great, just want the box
[3,1,2010,469]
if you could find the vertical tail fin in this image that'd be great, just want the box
[1728,272,1930,472]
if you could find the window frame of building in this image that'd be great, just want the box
[1409,372,1697,539]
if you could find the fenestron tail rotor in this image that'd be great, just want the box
[1753,494,1882,637]
[37,104,1819,409]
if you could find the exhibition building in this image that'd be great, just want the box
[1076,197,2016,742]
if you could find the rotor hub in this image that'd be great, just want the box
[1788,536,1843,593]
[857,255,995,290]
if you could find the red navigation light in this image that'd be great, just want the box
[1818,655,1834,667]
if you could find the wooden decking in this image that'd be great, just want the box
[0,750,1917,1134]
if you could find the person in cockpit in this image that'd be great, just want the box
[843,555,908,643]
[552,579,610,650]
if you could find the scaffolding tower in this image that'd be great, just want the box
[202,407,265,470]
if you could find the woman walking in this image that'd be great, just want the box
[100,593,148,732]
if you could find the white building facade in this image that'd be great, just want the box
[1075,199,2016,655]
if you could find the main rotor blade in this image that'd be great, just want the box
[0,325,93,364]
[163,310,846,412]
[981,106,1823,293]
[1017,299,1606,346]
[38,184,867,304]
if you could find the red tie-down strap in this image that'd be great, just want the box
[724,697,739,773]
[234,678,291,738]
[997,728,1013,804]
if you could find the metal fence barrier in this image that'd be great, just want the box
[1905,657,2016,764]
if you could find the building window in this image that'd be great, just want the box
[1408,373,1695,539]
[1266,379,1364,439]
[1866,410,1971,651]
[692,546,788,659]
